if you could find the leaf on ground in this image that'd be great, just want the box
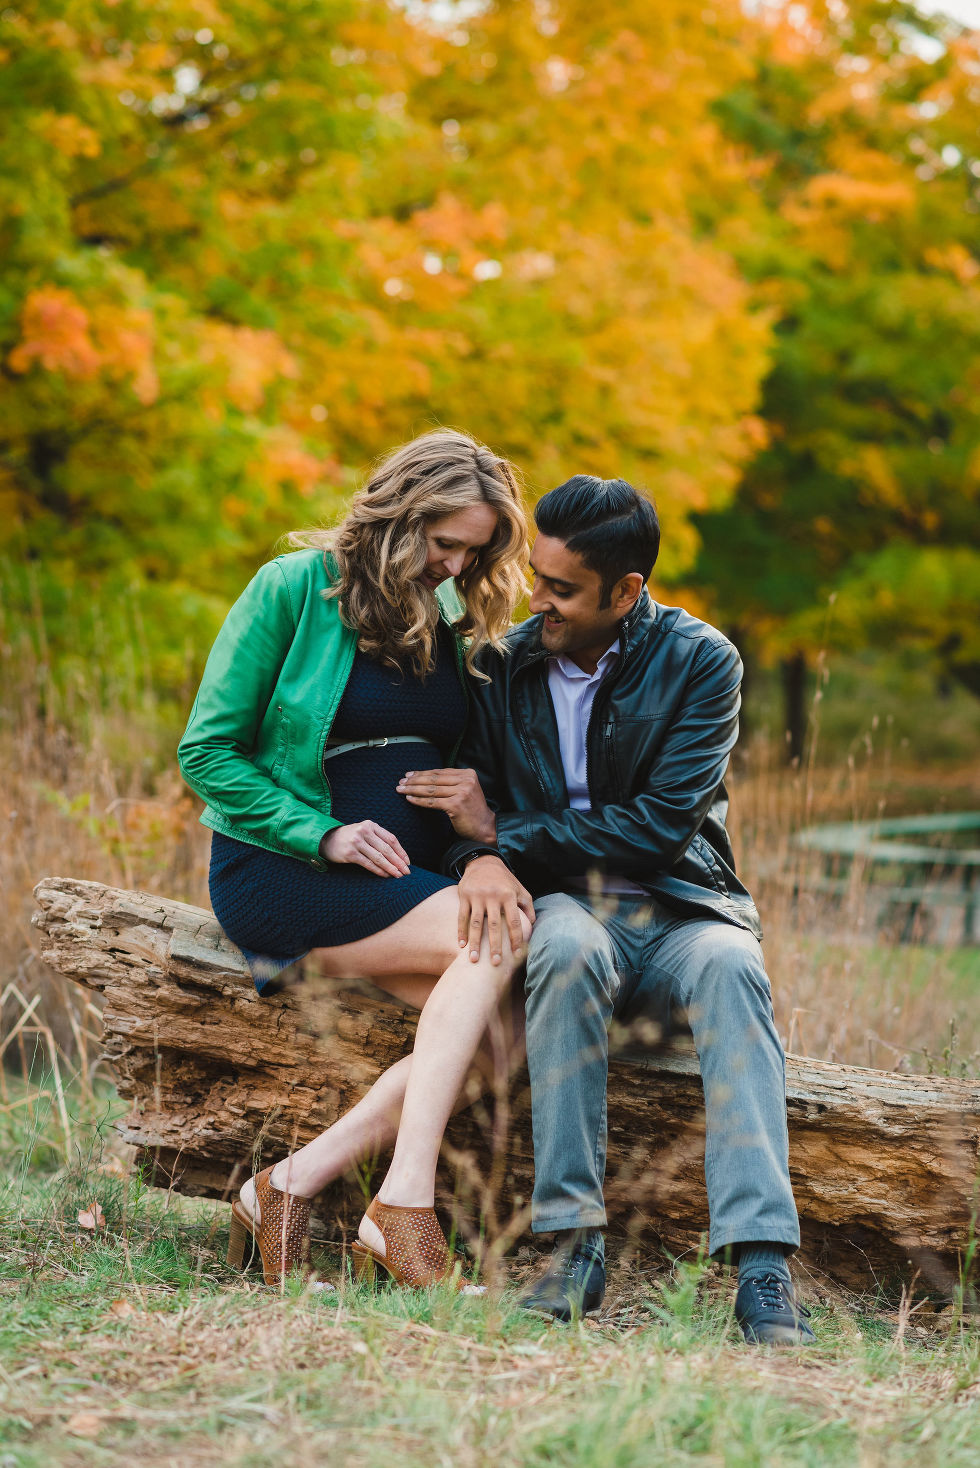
[77,1201,106,1231]
[66,1411,104,1438]
[108,1297,135,1317]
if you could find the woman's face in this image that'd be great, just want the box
[420,503,498,589]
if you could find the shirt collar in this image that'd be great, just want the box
[549,642,620,683]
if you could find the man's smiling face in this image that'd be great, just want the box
[528,535,636,673]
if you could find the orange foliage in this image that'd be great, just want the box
[255,428,334,497]
[198,326,299,414]
[9,288,101,379]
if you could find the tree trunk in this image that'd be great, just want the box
[32,876,980,1294]
[781,650,808,764]
[725,624,755,766]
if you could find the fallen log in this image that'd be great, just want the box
[32,875,980,1294]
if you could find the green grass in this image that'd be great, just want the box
[746,650,980,769]
[1,1082,978,1467]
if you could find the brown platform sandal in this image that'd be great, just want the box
[350,1197,467,1290]
[227,1164,313,1286]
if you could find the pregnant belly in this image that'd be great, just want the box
[324,743,454,866]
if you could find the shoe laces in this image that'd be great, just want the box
[555,1255,582,1281]
[751,1274,809,1321]
[552,1246,600,1282]
[749,1273,810,1317]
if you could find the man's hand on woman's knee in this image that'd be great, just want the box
[457,856,535,966]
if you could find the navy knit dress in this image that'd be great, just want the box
[209,621,465,993]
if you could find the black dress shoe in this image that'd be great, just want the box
[735,1272,816,1346]
[519,1235,606,1323]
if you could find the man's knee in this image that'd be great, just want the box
[681,930,775,1033]
[525,896,619,1009]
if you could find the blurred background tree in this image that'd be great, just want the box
[2,0,978,756]
[692,0,980,753]
[1,0,403,699]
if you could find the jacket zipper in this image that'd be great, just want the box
[584,663,625,807]
[513,675,551,806]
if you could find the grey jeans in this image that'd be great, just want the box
[524,891,801,1257]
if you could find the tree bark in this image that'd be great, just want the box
[781,650,808,764]
[32,876,980,1294]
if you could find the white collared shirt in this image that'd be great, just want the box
[547,644,620,811]
[546,644,646,896]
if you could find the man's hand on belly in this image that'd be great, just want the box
[397,767,497,844]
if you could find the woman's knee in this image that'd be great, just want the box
[482,912,533,988]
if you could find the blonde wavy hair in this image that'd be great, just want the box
[290,429,529,678]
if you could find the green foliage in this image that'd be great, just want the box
[695,1,980,693]
[0,0,390,693]
[0,1,780,700]
[4,1,980,712]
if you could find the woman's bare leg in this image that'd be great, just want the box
[353,892,529,1254]
[241,887,526,1238]
[374,923,526,1206]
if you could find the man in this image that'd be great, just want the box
[398,476,812,1345]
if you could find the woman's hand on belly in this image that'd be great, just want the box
[319,822,411,878]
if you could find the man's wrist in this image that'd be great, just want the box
[461,850,507,875]
[447,840,513,882]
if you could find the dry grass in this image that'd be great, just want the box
[726,720,980,1073]
[2,621,979,1465]
[0,600,209,1089]
[6,623,976,1082]
[2,1105,979,1468]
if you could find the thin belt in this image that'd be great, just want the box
[322,734,438,764]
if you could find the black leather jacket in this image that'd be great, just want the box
[446,590,761,939]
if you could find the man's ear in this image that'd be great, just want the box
[612,572,645,615]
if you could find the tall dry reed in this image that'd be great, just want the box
[0,579,210,1107]
[2,589,976,1087]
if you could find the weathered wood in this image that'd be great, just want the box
[32,875,980,1293]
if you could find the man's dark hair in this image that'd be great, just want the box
[534,475,660,606]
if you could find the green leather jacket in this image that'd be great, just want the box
[177,548,466,868]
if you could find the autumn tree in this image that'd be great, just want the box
[332,0,774,580]
[0,0,413,695]
[692,0,980,753]
[2,0,774,707]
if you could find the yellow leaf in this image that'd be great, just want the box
[924,244,980,285]
[33,111,101,159]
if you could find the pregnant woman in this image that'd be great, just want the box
[177,429,533,1288]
